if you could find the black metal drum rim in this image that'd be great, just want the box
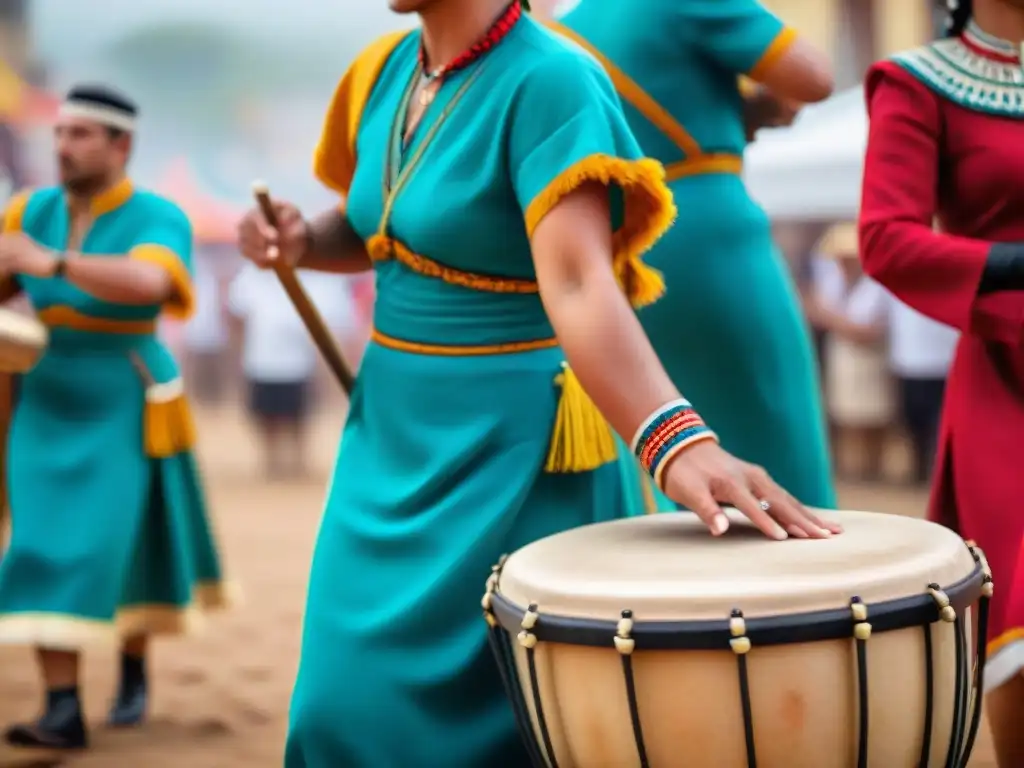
[488,560,985,650]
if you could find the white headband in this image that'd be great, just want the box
[59,101,137,133]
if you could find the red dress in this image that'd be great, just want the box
[860,21,1024,692]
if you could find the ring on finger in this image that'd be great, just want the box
[758,499,771,512]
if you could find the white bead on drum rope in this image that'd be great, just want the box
[614,610,635,655]
[729,609,751,655]
[850,596,872,641]
[518,603,540,649]
[928,584,957,623]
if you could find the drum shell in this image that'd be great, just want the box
[486,511,987,768]
[503,616,969,768]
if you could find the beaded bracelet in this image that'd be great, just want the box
[631,399,718,492]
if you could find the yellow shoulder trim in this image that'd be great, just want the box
[313,31,411,196]
[2,189,31,233]
[525,154,675,309]
[748,26,799,81]
[545,21,701,158]
[130,244,196,320]
[738,76,759,97]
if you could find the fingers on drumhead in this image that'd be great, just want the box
[689,492,730,536]
[767,492,834,538]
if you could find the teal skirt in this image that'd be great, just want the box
[631,174,835,509]
[0,342,228,646]
[285,342,623,767]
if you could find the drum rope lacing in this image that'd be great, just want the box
[482,542,994,768]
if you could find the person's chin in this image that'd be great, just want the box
[388,0,428,13]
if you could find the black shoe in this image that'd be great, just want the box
[107,681,147,728]
[4,703,88,751]
[108,651,148,728]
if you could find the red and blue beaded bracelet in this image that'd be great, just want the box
[630,399,718,491]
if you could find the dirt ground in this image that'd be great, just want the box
[0,404,998,767]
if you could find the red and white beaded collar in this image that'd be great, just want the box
[891,18,1024,118]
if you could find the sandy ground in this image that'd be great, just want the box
[0,405,998,767]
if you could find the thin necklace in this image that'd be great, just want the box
[416,0,522,106]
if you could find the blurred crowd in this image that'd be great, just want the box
[791,222,957,488]
[164,247,374,478]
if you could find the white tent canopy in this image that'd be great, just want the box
[743,86,867,221]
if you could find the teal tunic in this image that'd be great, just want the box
[285,18,675,768]
[559,0,835,511]
[0,182,229,647]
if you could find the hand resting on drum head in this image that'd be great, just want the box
[659,438,838,541]
[530,183,841,542]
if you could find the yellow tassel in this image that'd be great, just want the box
[144,379,196,458]
[544,363,617,473]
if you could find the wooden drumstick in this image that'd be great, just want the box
[251,181,356,395]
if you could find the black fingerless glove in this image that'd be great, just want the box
[978,243,1024,294]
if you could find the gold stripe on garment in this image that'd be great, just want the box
[371,328,559,356]
[664,153,743,182]
[37,305,157,335]
[370,328,615,473]
[748,27,800,81]
[545,22,745,181]
[366,235,539,294]
[546,20,702,156]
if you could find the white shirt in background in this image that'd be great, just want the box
[886,295,959,380]
[813,257,894,425]
[811,257,889,324]
[184,255,228,353]
[228,265,354,382]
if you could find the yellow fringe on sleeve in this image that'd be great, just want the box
[313,31,410,195]
[544,363,617,473]
[524,155,675,473]
[524,154,675,309]
[144,379,196,458]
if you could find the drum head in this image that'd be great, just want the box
[497,510,977,621]
[0,308,47,373]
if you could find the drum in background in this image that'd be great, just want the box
[483,510,992,768]
[0,308,46,373]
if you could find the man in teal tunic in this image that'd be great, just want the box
[0,85,230,751]
[553,0,839,513]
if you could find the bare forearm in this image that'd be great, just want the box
[541,271,681,440]
[301,207,371,274]
[64,253,172,305]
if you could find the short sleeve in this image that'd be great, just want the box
[1,190,29,233]
[313,31,409,197]
[510,49,675,307]
[130,201,196,320]
[678,0,797,78]
[0,190,29,295]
